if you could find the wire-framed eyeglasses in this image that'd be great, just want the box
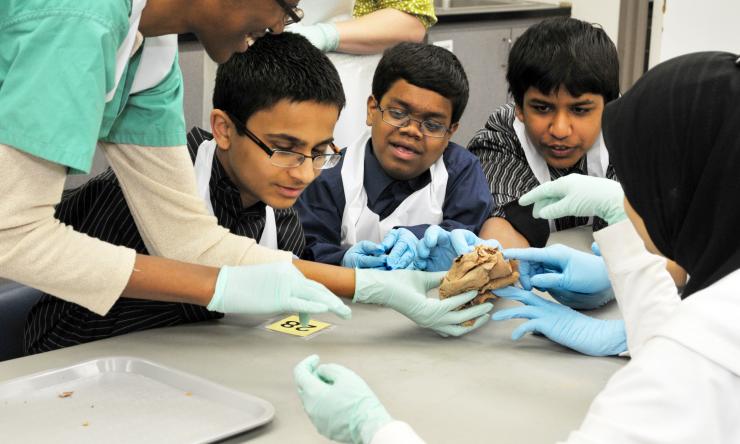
[225,112,342,170]
[274,0,304,26]
[374,100,451,138]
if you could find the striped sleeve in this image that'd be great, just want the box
[275,208,306,257]
[24,157,222,355]
[467,104,539,218]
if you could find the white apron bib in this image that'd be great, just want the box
[339,130,448,246]
[194,139,278,249]
[513,119,609,232]
[106,0,178,102]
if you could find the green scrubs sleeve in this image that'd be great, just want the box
[0,12,124,173]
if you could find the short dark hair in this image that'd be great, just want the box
[212,33,345,133]
[372,42,469,124]
[507,17,620,106]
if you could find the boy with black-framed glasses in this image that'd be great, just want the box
[295,42,494,269]
[24,32,346,353]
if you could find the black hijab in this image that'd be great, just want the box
[603,52,740,298]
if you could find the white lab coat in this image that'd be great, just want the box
[371,220,740,444]
[290,0,381,147]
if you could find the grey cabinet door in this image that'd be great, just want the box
[428,23,512,146]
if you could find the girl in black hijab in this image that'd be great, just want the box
[517,51,740,442]
[604,51,740,298]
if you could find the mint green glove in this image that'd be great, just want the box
[289,23,340,52]
[295,355,392,444]
[353,269,491,337]
[519,174,626,225]
[207,263,351,320]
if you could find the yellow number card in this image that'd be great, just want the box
[266,315,332,337]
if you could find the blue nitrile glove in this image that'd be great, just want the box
[295,355,392,444]
[503,244,614,310]
[288,23,340,52]
[208,263,352,320]
[491,287,627,357]
[519,175,626,225]
[381,228,419,270]
[354,269,491,337]
[414,225,502,272]
[342,240,387,269]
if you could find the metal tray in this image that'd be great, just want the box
[0,356,274,443]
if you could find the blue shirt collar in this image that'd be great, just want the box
[363,139,432,206]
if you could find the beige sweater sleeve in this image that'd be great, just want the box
[100,142,291,266]
[0,144,135,315]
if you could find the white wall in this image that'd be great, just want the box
[649,0,740,67]
[537,0,621,45]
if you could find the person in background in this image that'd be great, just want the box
[295,42,494,272]
[294,51,740,444]
[289,0,435,54]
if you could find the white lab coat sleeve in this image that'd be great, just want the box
[370,421,426,444]
[593,220,680,355]
[561,336,740,444]
[101,142,292,266]
[0,144,135,315]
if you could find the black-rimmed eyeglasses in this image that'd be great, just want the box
[274,0,304,26]
[374,99,451,138]
[225,112,342,170]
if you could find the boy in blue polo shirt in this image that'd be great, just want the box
[296,42,494,270]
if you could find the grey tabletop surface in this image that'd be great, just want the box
[0,226,626,443]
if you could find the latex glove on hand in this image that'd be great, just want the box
[295,355,392,444]
[207,262,352,320]
[342,241,387,269]
[288,23,340,52]
[492,286,627,356]
[414,225,502,272]
[519,174,626,225]
[354,269,491,337]
[504,244,614,310]
[381,228,420,270]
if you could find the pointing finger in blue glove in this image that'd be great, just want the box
[491,286,626,356]
[503,244,612,309]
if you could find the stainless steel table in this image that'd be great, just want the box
[0,227,626,443]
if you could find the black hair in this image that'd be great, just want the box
[507,17,620,106]
[212,32,345,133]
[371,42,469,124]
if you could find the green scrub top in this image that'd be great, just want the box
[0,0,185,174]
